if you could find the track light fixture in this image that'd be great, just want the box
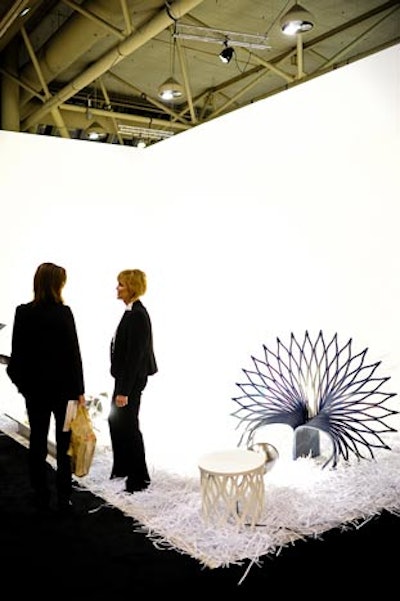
[174,24,270,50]
[280,3,314,35]
[219,42,235,64]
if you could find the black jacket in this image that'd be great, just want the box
[110,299,157,396]
[7,301,84,400]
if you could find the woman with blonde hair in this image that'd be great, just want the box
[109,269,157,493]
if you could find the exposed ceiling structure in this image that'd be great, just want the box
[0,0,399,148]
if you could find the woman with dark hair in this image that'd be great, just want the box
[109,268,157,493]
[7,262,85,514]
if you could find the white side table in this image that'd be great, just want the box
[198,448,265,528]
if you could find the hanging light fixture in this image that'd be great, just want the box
[158,25,184,102]
[219,41,235,64]
[85,122,107,140]
[86,97,93,120]
[158,77,184,101]
[280,3,314,35]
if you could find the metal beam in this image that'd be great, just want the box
[21,0,205,131]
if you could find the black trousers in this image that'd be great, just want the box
[24,395,72,504]
[108,387,150,490]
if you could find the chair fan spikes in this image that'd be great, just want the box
[232,331,398,468]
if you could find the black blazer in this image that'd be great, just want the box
[110,299,157,396]
[7,301,84,400]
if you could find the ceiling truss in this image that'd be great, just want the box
[0,0,399,147]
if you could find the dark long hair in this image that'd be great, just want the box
[33,262,66,304]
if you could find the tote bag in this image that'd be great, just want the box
[67,404,97,477]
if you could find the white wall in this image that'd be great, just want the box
[0,44,399,474]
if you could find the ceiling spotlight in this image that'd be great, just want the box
[280,3,314,35]
[85,122,107,140]
[137,139,146,149]
[158,77,184,102]
[219,43,235,64]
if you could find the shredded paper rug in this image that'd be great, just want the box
[2,413,400,571]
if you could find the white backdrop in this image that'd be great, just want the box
[0,44,399,474]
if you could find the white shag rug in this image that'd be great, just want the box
[2,413,400,572]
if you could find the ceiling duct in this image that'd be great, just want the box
[21,0,205,132]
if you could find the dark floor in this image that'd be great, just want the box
[0,429,398,594]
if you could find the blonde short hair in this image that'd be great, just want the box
[117,269,147,302]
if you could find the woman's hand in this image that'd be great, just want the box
[115,394,128,407]
[78,394,86,406]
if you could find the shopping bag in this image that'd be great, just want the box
[63,400,78,432]
[67,404,97,477]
